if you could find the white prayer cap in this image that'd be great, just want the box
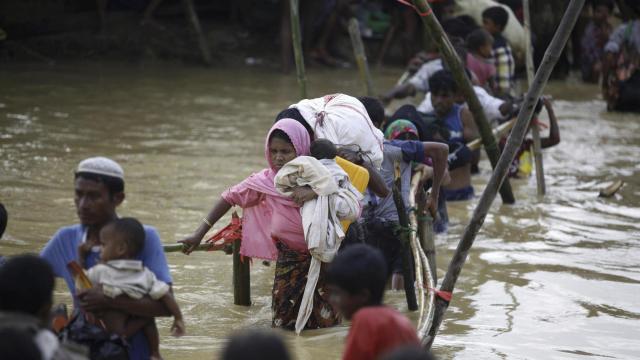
[76,157,124,180]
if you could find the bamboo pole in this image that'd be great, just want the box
[289,0,307,99]
[392,163,418,311]
[422,0,585,348]
[466,119,515,151]
[417,188,437,286]
[232,238,251,306]
[348,18,375,96]
[164,243,213,253]
[524,0,547,196]
[182,0,212,66]
[411,0,515,204]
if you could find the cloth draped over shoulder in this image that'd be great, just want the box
[290,94,385,168]
[222,118,311,260]
[274,156,362,334]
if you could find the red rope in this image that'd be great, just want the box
[429,287,453,302]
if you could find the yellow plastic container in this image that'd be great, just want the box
[335,156,369,231]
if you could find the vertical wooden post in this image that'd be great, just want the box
[422,0,585,348]
[392,163,418,311]
[232,239,251,306]
[348,18,375,96]
[417,188,437,286]
[289,0,307,99]
[182,0,212,66]
[523,0,546,196]
[411,0,515,204]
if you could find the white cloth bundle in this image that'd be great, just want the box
[290,94,385,168]
[274,156,362,334]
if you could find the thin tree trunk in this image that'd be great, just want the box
[289,0,307,99]
[524,0,546,196]
[182,0,212,66]
[422,0,585,348]
[348,18,375,96]
[392,163,418,311]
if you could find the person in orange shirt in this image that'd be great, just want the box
[327,244,420,360]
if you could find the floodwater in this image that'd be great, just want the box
[1,63,638,360]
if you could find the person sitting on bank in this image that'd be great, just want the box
[327,244,420,360]
[82,218,185,360]
[40,156,173,360]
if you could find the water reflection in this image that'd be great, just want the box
[1,64,639,359]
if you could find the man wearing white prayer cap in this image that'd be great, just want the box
[41,156,172,360]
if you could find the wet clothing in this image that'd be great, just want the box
[417,86,505,124]
[342,306,419,360]
[407,59,444,93]
[500,138,534,178]
[492,33,515,96]
[363,142,425,222]
[86,260,170,301]
[443,185,474,201]
[441,104,465,143]
[362,141,427,271]
[40,224,171,360]
[221,118,311,259]
[271,241,340,330]
[466,52,496,87]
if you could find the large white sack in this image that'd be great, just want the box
[290,94,385,168]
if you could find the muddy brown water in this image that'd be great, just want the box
[1,63,639,360]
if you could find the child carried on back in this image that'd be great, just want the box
[80,218,185,360]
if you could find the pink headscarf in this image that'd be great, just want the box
[228,118,311,259]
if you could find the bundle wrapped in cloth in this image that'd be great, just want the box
[274,156,362,334]
[289,94,385,168]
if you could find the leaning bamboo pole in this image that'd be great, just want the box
[411,0,515,204]
[524,0,547,196]
[289,0,307,99]
[392,163,418,311]
[466,119,515,151]
[348,18,375,96]
[422,0,585,348]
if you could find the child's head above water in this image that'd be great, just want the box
[99,217,145,261]
[466,28,494,59]
[482,6,509,35]
[310,139,338,160]
[326,244,388,320]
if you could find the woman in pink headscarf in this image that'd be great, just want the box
[179,119,340,330]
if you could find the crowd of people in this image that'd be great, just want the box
[5,1,640,360]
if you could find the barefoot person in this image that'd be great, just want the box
[180,119,358,331]
[41,157,173,360]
